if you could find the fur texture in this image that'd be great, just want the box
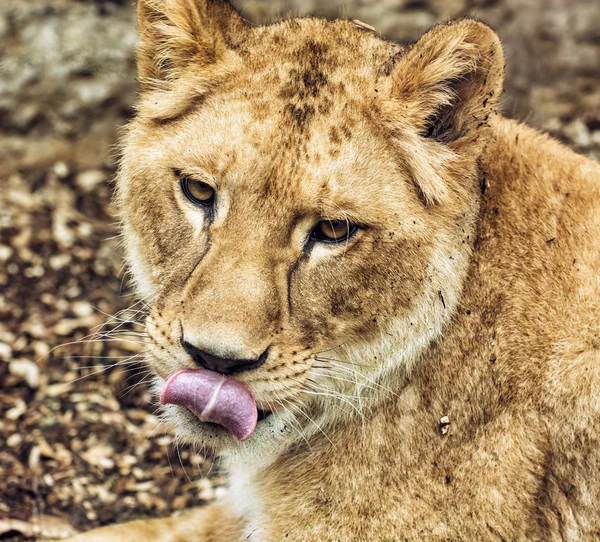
[67,1,600,540]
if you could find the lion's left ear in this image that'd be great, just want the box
[136,0,248,119]
[390,19,504,144]
[382,19,504,205]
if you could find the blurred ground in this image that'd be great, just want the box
[0,0,599,539]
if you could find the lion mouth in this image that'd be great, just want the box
[186,406,272,433]
[257,408,272,422]
[160,368,263,441]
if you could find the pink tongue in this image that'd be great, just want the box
[160,369,258,441]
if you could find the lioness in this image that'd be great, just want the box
[68,0,600,540]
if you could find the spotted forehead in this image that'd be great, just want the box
[232,20,396,128]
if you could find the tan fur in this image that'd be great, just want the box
[67,1,600,540]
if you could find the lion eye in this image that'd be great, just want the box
[180,176,215,206]
[312,219,356,243]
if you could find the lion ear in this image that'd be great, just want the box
[384,19,504,205]
[136,0,247,118]
[390,19,504,145]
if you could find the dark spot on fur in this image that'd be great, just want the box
[285,103,316,129]
[300,40,329,61]
[330,296,344,317]
[318,97,333,115]
[302,70,328,97]
[329,127,342,145]
[279,68,328,101]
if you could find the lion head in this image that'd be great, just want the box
[118,0,503,458]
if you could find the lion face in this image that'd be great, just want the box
[118,1,503,454]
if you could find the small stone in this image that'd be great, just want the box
[39,439,55,459]
[9,359,40,389]
[137,492,153,509]
[32,341,50,359]
[76,169,107,192]
[0,245,13,262]
[49,254,72,270]
[72,300,94,318]
[53,161,70,179]
[29,445,41,471]
[77,222,94,238]
[24,265,45,278]
[12,336,27,351]
[6,399,26,420]
[53,318,85,335]
[43,382,73,398]
[6,433,22,448]
[82,444,116,470]
[563,119,591,148]
[0,342,12,361]
[0,329,15,344]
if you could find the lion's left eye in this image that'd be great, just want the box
[311,219,357,243]
[180,176,215,206]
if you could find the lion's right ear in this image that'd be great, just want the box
[136,0,247,118]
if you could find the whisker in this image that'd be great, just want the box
[118,370,154,398]
[314,355,371,368]
[59,364,137,388]
[176,443,192,484]
[272,397,313,451]
[285,400,337,450]
[299,385,364,421]
[324,360,403,400]
[312,342,349,356]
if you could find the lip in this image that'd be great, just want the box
[186,405,272,429]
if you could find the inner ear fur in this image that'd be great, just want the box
[385,19,505,205]
[136,0,247,119]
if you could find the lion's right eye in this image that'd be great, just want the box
[180,176,216,207]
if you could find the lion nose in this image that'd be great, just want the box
[181,340,268,375]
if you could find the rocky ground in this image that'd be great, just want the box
[0,0,599,539]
